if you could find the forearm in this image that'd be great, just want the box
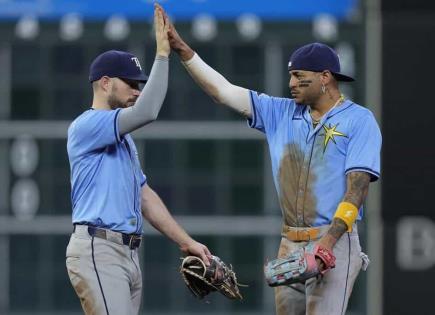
[321,172,371,248]
[342,172,370,207]
[118,56,169,135]
[141,186,193,250]
[167,16,251,116]
[181,53,252,117]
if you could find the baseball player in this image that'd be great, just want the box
[65,5,211,315]
[164,11,381,315]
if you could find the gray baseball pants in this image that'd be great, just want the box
[274,226,368,315]
[66,225,142,315]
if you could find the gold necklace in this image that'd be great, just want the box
[310,94,345,124]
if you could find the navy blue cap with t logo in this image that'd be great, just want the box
[288,43,354,82]
[89,50,149,83]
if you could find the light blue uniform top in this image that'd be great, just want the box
[67,108,146,234]
[248,91,381,227]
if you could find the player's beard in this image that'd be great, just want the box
[107,93,125,109]
[291,93,307,106]
[292,90,319,107]
[107,84,137,109]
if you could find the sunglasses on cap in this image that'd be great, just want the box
[119,78,146,91]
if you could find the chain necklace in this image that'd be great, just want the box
[310,94,345,126]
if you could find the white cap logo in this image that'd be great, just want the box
[288,61,292,68]
[131,57,142,70]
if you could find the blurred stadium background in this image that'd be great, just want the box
[0,0,433,314]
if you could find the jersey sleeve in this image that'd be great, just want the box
[68,109,122,157]
[345,112,382,181]
[247,90,294,134]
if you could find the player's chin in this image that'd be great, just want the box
[292,94,303,104]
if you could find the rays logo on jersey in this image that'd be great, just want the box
[320,123,347,152]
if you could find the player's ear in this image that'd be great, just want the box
[320,70,335,86]
[322,70,334,84]
[98,76,112,93]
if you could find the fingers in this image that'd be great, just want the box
[153,3,158,25]
[193,244,210,266]
[202,245,213,266]
[204,245,212,258]
[157,3,170,24]
[163,15,170,33]
[155,5,174,37]
[154,2,163,12]
[202,255,210,266]
[154,1,163,19]
[154,2,170,56]
[315,257,326,272]
[201,248,211,266]
[153,4,162,31]
[154,2,168,28]
[187,242,212,266]
[154,3,181,48]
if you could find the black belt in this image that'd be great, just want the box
[74,224,142,250]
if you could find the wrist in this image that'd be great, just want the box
[156,51,170,58]
[318,234,337,251]
[333,201,358,231]
[155,55,169,61]
[178,46,194,62]
[179,237,195,251]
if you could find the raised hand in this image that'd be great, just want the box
[158,5,195,61]
[154,3,170,58]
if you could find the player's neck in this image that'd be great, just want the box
[310,90,343,119]
[91,94,111,110]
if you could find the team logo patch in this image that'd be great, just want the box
[320,123,347,152]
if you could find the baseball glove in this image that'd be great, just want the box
[180,255,244,300]
[264,243,336,287]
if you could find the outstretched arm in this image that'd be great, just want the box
[141,184,212,265]
[118,4,170,135]
[164,6,252,118]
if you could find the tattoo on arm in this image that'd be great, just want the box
[343,172,371,208]
[325,172,370,241]
[327,218,349,240]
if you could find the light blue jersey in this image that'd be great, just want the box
[67,108,146,234]
[248,91,381,227]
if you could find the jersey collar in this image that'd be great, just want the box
[292,99,354,121]
[325,99,354,118]
[292,103,305,120]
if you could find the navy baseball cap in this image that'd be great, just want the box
[288,43,354,82]
[89,50,149,83]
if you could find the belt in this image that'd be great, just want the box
[73,224,142,250]
[281,224,330,241]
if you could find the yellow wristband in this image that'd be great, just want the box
[333,202,358,232]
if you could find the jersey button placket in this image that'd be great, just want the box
[124,137,140,233]
[296,132,316,226]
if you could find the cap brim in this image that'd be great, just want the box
[333,73,355,82]
[119,73,149,83]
